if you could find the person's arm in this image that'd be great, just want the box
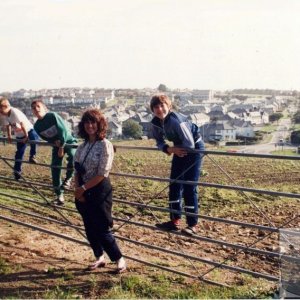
[53,113,69,147]
[75,141,113,199]
[160,117,194,158]
[20,122,28,143]
[56,143,64,158]
[166,146,188,157]
[74,175,104,200]
[6,125,12,143]
[171,118,194,149]
[152,120,189,157]
[52,113,69,157]
[163,121,193,157]
[74,146,85,202]
[54,138,64,157]
[177,121,195,148]
[74,173,86,202]
[151,124,171,154]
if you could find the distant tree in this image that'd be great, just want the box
[269,112,283,123]
[235,95,248,101]
[122,119,143,139]
[157,84,167,92]
[291,130,300,144]
[16,98,27,110]
[293,111,300,124]
[100,102,107,110]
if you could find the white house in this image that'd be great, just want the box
[181,104,209,114]
[108,121,122,138]
[230,120,255,138]
[201,121,237,142]
[189,113,210,127]
[243,111,269,125]
[192,90,214,102]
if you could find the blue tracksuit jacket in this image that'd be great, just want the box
[151,111,201,153]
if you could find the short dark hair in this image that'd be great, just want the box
[78,109,108,141]
[31,99,46,108]
[150,94,172,112]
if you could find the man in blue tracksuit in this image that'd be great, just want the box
[150,94,205,235]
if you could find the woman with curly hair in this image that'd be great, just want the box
[74,109,126,273]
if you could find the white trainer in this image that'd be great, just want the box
[52,194,64,206]
[89,255,106,270]
[116,257,126,273]
[62,178,73,189]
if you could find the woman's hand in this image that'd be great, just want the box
[75,186,85,199]
[167,147,188,157]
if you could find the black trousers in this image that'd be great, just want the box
[75,177,122,261]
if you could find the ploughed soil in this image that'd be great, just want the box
[0,142,299,298]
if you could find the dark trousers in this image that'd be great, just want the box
[14,129,39,173]
[75,177,122,261]
[169,140,205,227]
[51,145,76,196]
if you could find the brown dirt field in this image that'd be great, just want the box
[0,142,299,298]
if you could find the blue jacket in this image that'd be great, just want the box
[151,112,201,153]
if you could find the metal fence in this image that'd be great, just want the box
[0,138,299,288]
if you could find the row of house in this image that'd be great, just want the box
[96,95,286,142]
[53,93,289,143]
[2,88,293,143]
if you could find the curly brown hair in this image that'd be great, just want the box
[78,109,108,141]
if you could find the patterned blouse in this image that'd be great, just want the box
[74,139,114,183]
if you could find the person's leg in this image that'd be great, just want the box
[14,140,26,177]
[65,145,75,180]
[183,140,205,227]
[169,155,184,221]
[99,231,122,262]
[75,200,104,258]
[93,205,124,267]
[85,178,122,262]
[51,147,63,196]
[28,129,39,159]
[98,178,122,261]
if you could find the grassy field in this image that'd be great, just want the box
[0,140,299,299]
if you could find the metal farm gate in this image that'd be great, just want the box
[0,138,299,293]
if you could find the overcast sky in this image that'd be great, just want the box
[1,0,300,92]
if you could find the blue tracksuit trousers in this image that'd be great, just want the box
[169,140,205,227]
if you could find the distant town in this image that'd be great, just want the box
[1,86,299,144]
